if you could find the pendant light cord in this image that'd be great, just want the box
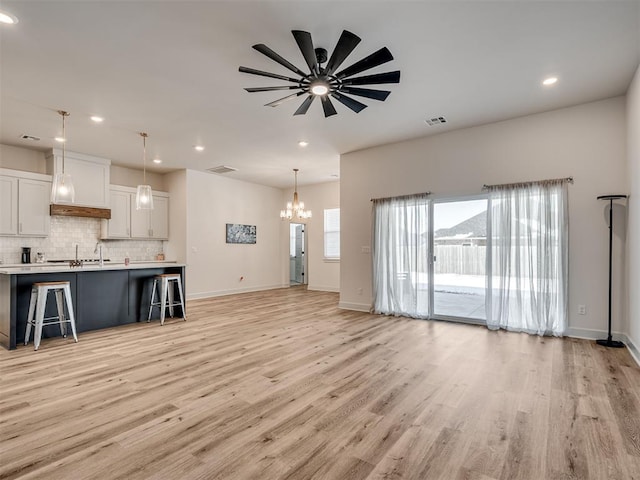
[58,110,69,174]
[140,132,148,184]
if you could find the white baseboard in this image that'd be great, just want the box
[564,327,626,342]
[338,301,371,312]
[186,283,288,300]
[625,335,640,367]
[558,327,640,368]
[307,285,340,293]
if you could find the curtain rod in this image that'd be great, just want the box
[482,177,573,190]
[370,191,431,202]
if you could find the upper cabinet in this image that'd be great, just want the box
[105,189,131,238]
[131,194,168,239]
[46,150,110,208]
[102,186,169,240]
[0,169,51,237]
[0,175,17,235]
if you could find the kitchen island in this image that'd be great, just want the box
[0,262,186,350]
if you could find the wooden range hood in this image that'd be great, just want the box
[50,204,111,220]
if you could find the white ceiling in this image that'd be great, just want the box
[1,1,638,188]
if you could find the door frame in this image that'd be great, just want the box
[429,193,489,325]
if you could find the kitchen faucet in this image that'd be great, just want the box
[94,242,104,267]
[70,244,83,268]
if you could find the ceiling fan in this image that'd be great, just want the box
[239,30,400,117]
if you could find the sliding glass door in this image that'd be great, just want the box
[373,186,567,332]
[373,194,488,321]
[432,198,488,320]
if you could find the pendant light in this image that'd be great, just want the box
[280,168,312,220]
[135,132,154,210]
[50,110,75,203]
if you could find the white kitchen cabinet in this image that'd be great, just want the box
[0,170,51,237]
[18,179,51,236]
[103,189,131,238]
[149,195,169,239]
[102,187,169,240]
[131,193,169,239]
[0,175,18,235]
[46,149,110,208]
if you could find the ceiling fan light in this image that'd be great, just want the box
[310,82,329,96]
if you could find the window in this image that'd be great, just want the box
[324,208,340,260]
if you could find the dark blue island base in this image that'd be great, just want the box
[0,265,185,350]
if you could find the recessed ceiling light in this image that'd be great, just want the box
[153,158,162,164]
[543,77,558,86]
[194,145,205,152]
[0,10,18,25]
[298,141,308,147]
[90,115,104,123]
[54,137,66,143]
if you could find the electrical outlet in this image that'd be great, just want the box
[361,246,371,254]
[578,305,586,315]
[357,288,363,295]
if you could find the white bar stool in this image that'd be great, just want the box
[24,281,78,351]
[147,273,187,326]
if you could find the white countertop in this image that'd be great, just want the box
[0,261,185,275]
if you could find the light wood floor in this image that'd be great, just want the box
[1,287,640,480]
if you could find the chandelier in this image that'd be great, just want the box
[280,169,312,220]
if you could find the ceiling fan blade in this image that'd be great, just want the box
[266,91,306,107]
[321,96,338,117]
[252,44,307,77]
[245,86,302,92]
[292,30,318,74]
[323,30,361,76]
[239,66,300,83]
[335,47,394,79]
[294,95,315,115]
[340,86,391,101]
[331,92,368,113]
[342,70,401,86]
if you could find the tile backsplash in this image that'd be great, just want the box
[0,216,164,264]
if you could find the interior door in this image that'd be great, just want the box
[290,223,306,285]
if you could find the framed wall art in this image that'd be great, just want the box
[226,223,257,244]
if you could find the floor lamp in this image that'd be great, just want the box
[596,194,628,348]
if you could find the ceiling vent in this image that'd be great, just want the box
[20,134,41,141]
[207,165,237,174]
[425,116,447,126]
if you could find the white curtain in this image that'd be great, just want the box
[372,194,430,318]
[486,180,568,336]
